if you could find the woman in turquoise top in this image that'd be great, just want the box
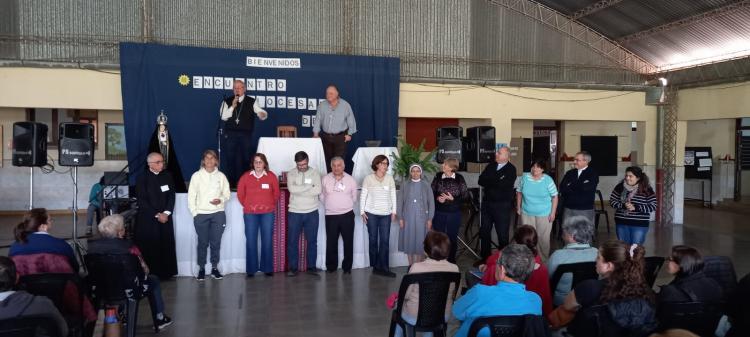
[516,159,558,260]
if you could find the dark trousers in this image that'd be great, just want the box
[325,211,355,271]
[287,210,319,271]
[480,200,512,259]
[432,210,461,263]
[193,212,226,269]
[365,212,391,272]
[222,130,254,187]
[320,132,346,172]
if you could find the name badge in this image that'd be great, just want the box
[261,183,270,189]
[584,180,590,183]
[383,186,390,191]
[304,178,312,184]
[336,182,346,191]
[160,185,170,192]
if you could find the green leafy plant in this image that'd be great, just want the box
[390,137,439,178]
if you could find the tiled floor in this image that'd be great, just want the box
[2,200,750,336]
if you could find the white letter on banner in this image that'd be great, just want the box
[256,79,266,91]
[287,97,296,109]
[301,115,311,127]
[266,96,275,108]
[246,57,301,69]
[256,96,265,108]
[308,99,317,110]
[266,79,276,91]
[203,76,213,89]
[224,77,233,90]
[311,115,317,127]
[246,79,256,91]
[277,79,286,91]
[277,96,286,108]
[214,77,223,90]
[297,98,307,110]
[193,76,203,89]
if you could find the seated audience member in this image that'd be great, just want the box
[552,240,657,336]
[547,215,598,306]
[0,256,68,337]
[87,214,173,332]
[727,272,750,337]
[658,245,723,304]
[393,231,459,337]
[475,225,553,316]
[10,208,79,272]
[453,244,542,337]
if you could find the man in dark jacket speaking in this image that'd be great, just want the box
[559,151,599,226]
[477,146,517,259]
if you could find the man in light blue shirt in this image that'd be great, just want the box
[453,244,542,337]
[548,215,598,305]
[313,84,357,172]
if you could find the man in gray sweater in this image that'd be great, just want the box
[286,151,323,277]
[0,256,68,337]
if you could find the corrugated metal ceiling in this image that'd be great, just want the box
[533,0,750,70]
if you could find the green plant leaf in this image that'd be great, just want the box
[390,137,438,177]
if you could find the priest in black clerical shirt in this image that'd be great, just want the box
[134,152,178,279]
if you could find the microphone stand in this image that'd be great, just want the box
[217,95,227,164]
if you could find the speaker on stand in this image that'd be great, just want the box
[465,126,496,163]
[12,122,49,209]
[59,122,95,264]
[436,126,463,164]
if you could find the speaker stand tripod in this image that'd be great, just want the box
[70,166,87,272]
[28,167,34,209]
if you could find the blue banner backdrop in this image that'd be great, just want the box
[120,42,400,183]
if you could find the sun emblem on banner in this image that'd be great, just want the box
[178,74,190,86]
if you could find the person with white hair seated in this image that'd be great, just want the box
[547,215,599,306]
[88,214,173,332]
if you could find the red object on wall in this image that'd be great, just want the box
[405,118,459,151]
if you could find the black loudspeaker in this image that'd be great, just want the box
[12,122,48,167]
[464,126,496,163]
[59,123,94,166]
[436,126,463,164]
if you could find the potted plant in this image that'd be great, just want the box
[390,138,439,181]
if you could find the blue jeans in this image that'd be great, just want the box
[616,224,648,245]
[432,210,461,263]
[366,212,391,271]
[287,210,319,271]
[144,274,165,324]
[244,212,275,274]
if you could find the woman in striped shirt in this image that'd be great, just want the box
[609,166,657,245]
[360,154,397,277]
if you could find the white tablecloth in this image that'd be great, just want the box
[256,137,327,174]
[173,193,408,276]
[351,147,399,184]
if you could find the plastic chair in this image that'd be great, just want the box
[467,315,526,337]
[549,261,598,301]
[643,256,665,288]
[84,253,145,337]
[18,273,86,336]
[388,272,461,337]
[657,301,724,337]
[594,190,610,233]
[0,315,63,337]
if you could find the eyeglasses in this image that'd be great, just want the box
[149,160,164,164]
[253,160,264,164]
[377,162,389,166]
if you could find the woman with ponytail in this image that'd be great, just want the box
[9,208,79,272]
[551,239,657,335]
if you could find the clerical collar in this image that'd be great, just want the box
[497,162,507,170]
[150,169,161,175]
[237,95,245,103]
[251,170,267,178]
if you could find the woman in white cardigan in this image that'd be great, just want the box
[360,154,397,278]
[187,149,230,281]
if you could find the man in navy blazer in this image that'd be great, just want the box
[559,151,599,226]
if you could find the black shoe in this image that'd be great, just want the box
[196,269,205,281]
[246,273,254,278]
[286,270,298,277]
[372,268,384,276]
[211,268,223,280]
[326,269,336,273]
[383,270,396,278]
[343,270,352,274]
[264,272,274,277]
[306,268,320,274]
[154,315,173,332]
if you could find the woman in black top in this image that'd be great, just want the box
[558,240,657,336]
[657,245,723,334]
[430,158,468,263]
